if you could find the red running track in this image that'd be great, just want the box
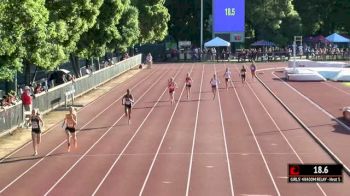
[0,63,349,196]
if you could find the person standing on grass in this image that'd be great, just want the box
[122,89,134,125]
[240,65,247,84]
[168,77,177,105]
[223,67,232,90]
[250,61,257,79]
[210,74,220,100]
[185,73,193,100]
[62,107,78,152]
[30,109,44,156]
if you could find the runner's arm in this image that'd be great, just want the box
[38,116,44,127]
[61,117,66,128]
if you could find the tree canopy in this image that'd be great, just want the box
[132,0,170,44]
[0,0,170,82]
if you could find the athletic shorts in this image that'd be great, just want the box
[169,89,175,93]
[186,84,192,88]
[211,85,217,89]
[32,128,41,134]
[125,104,132,109]
[225,78,230,82]
[66,127,76,133]
[241,74,246,78]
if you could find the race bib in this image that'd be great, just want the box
[32,121,39,129]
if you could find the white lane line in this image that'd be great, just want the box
[43,66,178,196]
[185,64,204,196]
[0,68,159,164]
[230,67,281,196]
[246,78,327,196]
[0,68,163,194]
[214,63,235,196]
[91,64,186,196]
[138,65,194,196]
[324,82,350,96]
[272,71,350,131]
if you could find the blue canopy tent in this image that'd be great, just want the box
[326,33,350,43]
[204,37,230,47]
[251,40,276,47]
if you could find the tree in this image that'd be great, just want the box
[294,0,350,35]
[77,0,124,61]
[245,0,301,45]
[166,0,212,46]
[108,3,140,53]
[132,0,170,43]
[45,0,103,77]
[0,0,65,82]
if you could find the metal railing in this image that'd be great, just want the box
[0,54,142,136]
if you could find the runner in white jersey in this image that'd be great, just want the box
[223,67,232,90]
[210,74,220,100]
[122,89,134,125]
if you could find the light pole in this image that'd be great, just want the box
[200,0,203,50]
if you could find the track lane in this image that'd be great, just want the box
[2,62,350,195]
[139,64,203,196]
[186,64,232,196]
[0,66,171,195]
[91,64,190,196]
[229,65,329,195]
[213,65,280,196]
[42,66,179,196]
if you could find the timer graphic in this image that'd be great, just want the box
[288,164,343,183]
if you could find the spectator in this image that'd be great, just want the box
[34,83,43,94]
[1,96,10,107]
[146,53,153,69]
[22,86,33,127]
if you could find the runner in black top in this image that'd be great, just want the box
[185,73,193,100]
[122,89,134,124]
[240,65,247,84]
[30,109,44,156]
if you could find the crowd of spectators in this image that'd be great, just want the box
[235,47,291,62]
[0,91,18,109]
[302,45,350,60]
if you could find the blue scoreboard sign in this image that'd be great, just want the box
[213,0,245,33]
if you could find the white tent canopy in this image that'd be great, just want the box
[204,37,230,47]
